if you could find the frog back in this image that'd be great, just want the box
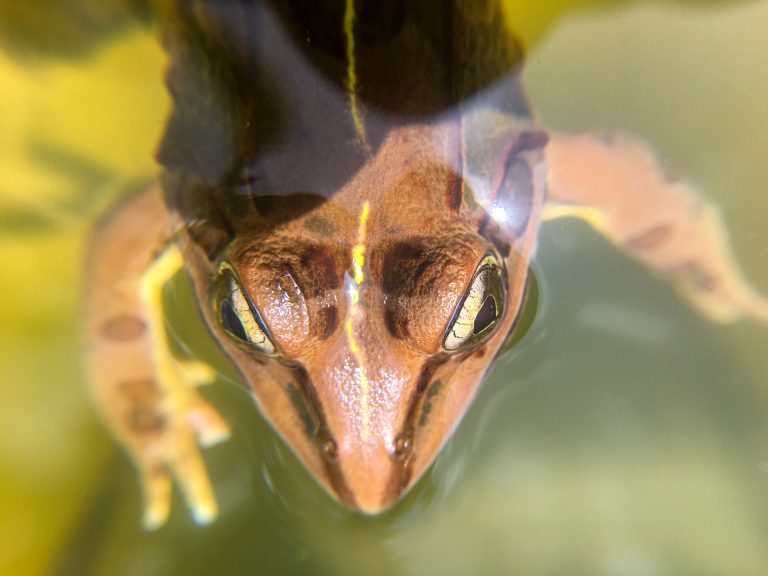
[154,0,534,263]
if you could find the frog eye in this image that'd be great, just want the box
[213,264,277,355]
[443,255,505,351]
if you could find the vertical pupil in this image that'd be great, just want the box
[473,295,497,335]
[221,299,248,341]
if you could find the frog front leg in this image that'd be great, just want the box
[545,133,768,322]
[84,188,230,529]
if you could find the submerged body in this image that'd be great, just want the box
[85,0,768,527]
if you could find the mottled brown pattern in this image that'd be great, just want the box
[129,405,167,434]
[671,260,718,292]
[117,378,166,437]
[101,315,147,342]
[627,224,672,251]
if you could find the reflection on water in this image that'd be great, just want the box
[2,1,768,575]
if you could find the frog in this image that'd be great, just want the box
[84,0,768,529]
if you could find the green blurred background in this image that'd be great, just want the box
[1,1,768,574]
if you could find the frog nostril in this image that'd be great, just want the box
[322,438,338,461]
[393,432,412,461]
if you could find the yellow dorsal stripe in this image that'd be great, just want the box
[346,201,371,438]
[344,0,370,153]
[351,200,370,286]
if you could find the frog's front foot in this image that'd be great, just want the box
[85,189,231,529]
[131,359,230,530]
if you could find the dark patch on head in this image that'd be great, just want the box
[101,315,147,342]
[401,364,440,442]
[290,365,356,508]
[427,379,443,399]
[384,307,407,340]
[234,239,346,350]
[379,239,475,298]
[380,242,427,295]
[418,402,432,427]
[446,163,463,212]
[298,243,342,293]
[379,242,431,342]
[304,214,337,237]
[317,306,339,340]
[375,237,482,351]
[627,224,672,251]
[284,382,319,440]
[418,379,443,427]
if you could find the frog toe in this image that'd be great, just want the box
[131,392,228,528]
[140,464,173,530]
[169,429,219,526]
[185,399,231,448]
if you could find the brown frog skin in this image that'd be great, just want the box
[84,0,768,528]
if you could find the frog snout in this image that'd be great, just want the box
[335,435,408,514]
